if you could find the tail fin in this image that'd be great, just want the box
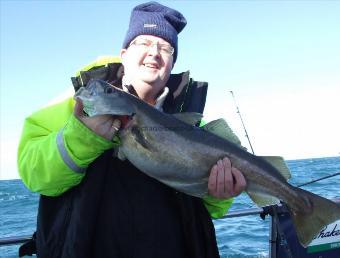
[289,188,340,247]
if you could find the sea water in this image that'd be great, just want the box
[1,156,339,258]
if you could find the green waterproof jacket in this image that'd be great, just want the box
[17,57,233,219]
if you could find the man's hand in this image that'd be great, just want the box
[74,98,121,141]
[208,157,246,199]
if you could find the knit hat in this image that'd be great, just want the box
[122,1,187,62]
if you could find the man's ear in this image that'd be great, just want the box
[120,49,127,65]
[171,56,175,69]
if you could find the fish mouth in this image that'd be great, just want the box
[116,115,133,129]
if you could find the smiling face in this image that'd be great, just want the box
[120,35,174,104]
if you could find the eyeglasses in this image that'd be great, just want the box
[129,38,174,56]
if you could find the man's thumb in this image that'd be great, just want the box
[74,98,84,117]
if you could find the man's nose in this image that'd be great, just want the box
[147,43,161,57]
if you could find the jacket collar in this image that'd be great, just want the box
[72,62,195,114]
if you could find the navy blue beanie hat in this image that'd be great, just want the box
[122,1,187,63]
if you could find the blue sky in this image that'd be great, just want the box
[1,0,340,179]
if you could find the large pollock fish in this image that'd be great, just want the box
[75,79,340,247]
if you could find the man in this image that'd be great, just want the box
[18,2,246,257]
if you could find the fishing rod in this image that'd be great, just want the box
[297,171,340,187]
[229,91,255,154]
[228,92,339,188]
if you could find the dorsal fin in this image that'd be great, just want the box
[203,119,242,146]
[260,156,291,180]
[173,112,203,126]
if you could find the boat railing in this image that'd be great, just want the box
[0,205,270,247]
[1,199,339,245]
[1,199,339,258]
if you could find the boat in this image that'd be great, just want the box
[1,199,339,257]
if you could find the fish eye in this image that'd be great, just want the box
[104,86,113,94]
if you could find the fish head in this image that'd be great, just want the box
[74,79,136,118]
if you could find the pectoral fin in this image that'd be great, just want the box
[131,126,154,151]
